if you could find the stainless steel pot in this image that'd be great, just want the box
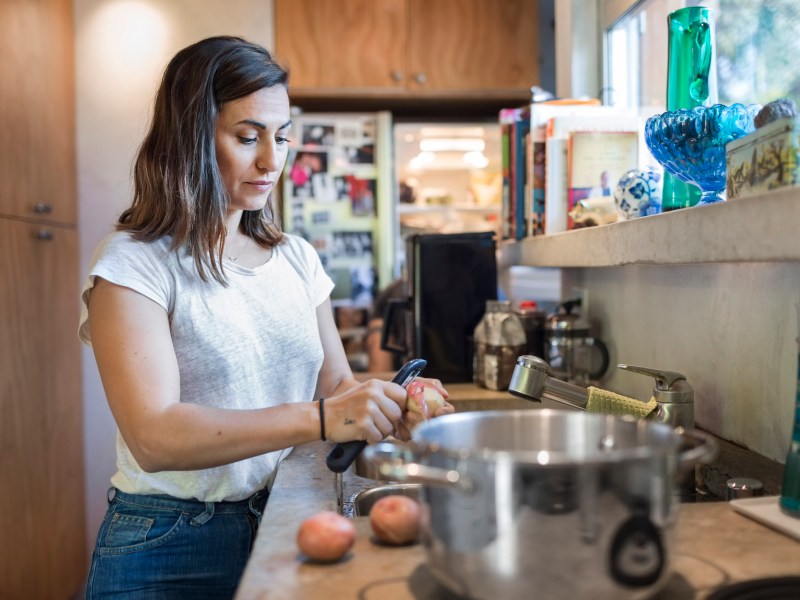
[362,410,716,600]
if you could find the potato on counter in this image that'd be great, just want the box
[369,495,421,546]
[296,511,356,563]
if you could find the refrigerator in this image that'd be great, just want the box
[281,111,396,310]
[382,231,499,383]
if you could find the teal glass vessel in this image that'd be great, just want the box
[662,6,718,211]
[644,103,759,205]
[780,344,800,516]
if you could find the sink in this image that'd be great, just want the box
[351,483,422,516]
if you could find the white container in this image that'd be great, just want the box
[726,116,800,200]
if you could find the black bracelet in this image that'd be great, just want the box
[318,398,326,441]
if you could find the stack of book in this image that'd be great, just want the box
[499,99,642,240]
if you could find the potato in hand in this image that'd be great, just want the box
[406,380,446,420]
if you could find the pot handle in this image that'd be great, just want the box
[362,442,473,493]
[676,427,718,471]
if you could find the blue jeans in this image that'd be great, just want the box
[85,487,269,599]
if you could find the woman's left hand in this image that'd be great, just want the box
[394,377,454,441]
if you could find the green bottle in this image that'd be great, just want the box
[662,6,717,211]
[780,324,800,516]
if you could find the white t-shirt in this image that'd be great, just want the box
[79,231,334,502]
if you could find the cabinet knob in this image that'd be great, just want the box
[33,203,53,214]
[390,70,404,82]
[413,72,427,85]
[35,230,54,241]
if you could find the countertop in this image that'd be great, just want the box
[235,384,800,600]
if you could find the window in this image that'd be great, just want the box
[604,0,800,113]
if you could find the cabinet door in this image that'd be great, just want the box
[275,0,407,92]
[0,219,85,598]
[406,0,540,96]
[0,0,76,225]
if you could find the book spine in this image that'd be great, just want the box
[525,130,536,237]
[544,137,568,235]
[499,107,526,240]
[500,121,512,239]
[514,116,531,240]
[531,134,546,236]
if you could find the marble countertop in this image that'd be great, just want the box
[235,387,800,600]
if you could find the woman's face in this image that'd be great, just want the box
[215,85,292,212]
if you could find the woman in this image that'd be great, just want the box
[80,36,452,598]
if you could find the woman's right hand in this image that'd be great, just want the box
[321,379,407,443]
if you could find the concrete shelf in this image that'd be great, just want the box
[499,187,800,268]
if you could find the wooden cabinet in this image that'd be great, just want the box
[404,0,540,96]
[0,0,77,225]
[0,0,86,597]
[275,0,539,101]
[276,0,408,92]
[0,222,84,598]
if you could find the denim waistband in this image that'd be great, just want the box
[109,487,269,517]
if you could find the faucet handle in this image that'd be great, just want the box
[617,364,687,391]
[618,364,695,435]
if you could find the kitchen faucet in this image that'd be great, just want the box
[508,355,695,427]
[508,355,698,499]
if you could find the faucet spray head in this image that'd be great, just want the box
[508,355,550,402]
[508,355,591,411]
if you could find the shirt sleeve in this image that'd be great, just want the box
[78,232,173,345]
[284,234,335,307]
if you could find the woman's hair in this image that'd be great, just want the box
[119,36,290,283]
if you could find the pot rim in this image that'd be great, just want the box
[409,409,691,468]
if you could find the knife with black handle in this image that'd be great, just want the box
[325,358,427,473]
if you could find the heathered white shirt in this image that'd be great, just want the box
[79,231,334,502]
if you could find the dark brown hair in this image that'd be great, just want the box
[119,36,289,283]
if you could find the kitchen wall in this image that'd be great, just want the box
[75,0,274,558]
[566,263,798,464]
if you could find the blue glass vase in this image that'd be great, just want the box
[644,104,759,205]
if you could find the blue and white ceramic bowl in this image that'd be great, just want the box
[614,169,662,220]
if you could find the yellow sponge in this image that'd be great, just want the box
[586,386,657,419]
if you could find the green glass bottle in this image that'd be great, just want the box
[662,6,718,211]
[779,344,800,516]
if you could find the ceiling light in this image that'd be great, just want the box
[463,151,489,168]
[409,151,436,171]
[419,138,485,153]
[419,126,486,138]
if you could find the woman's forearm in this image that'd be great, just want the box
[130,400,321,472]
